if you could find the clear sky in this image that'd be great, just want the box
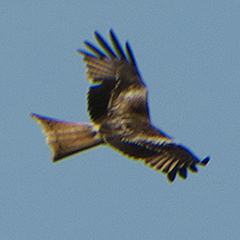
[1,1,240,239]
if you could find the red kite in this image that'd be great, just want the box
[31,30,209,182]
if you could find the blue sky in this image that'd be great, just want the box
[1,1,240,239]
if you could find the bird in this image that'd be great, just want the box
[30,30,210,182]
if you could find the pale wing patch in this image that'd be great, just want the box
[120,87,146,101]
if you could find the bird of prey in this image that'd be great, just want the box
[30,30,209,182]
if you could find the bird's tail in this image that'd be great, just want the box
[30,113,103,162]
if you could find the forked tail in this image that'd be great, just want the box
[30,113,103,161]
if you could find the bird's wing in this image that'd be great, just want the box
[102,120,209,182]
[78,30,149,124]
[139,140,209,182]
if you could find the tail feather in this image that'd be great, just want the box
[30,113,103,161]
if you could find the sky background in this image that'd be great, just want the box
[1,1,240,239]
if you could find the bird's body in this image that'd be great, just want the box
[31,30,209,182]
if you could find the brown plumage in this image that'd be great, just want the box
[30,30,209,182]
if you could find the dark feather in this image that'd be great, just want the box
[106,135,159,159]
[87,78,116,123]
[125,42,137,67]
[168,169,177,182]
[109,29,127,60]
[94,31,117,59]
[189,163,198,172]
[84,41,107,58]
[201,156,210,165]
[179,167,187,179]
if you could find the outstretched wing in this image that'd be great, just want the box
[102,120,210,182]
[142,141,210,182]
[78,30,149,124]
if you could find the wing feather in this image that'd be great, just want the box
[155,157,172,170]
[84,41,107,58]
[94,31,117,59]
[78,30,148,123]
[103,121,209,182]
[109,29,127,60]
[179,167,187,179]
[125,42,137,67]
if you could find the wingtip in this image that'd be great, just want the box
[179,167,187,179]
[30,113,42,121]
[167,170,177,182]
[109,28,114,35]
[52,155,62,163]
[109,29,117,41]
[201,156,210,166]
[29,113,50,121]
[94,31,101,39]
[77,49,84,55]
[29,112,35,118]
[125,41,137,67]
[93,31,101,43]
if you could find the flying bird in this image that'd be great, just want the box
[30,30,209,182]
